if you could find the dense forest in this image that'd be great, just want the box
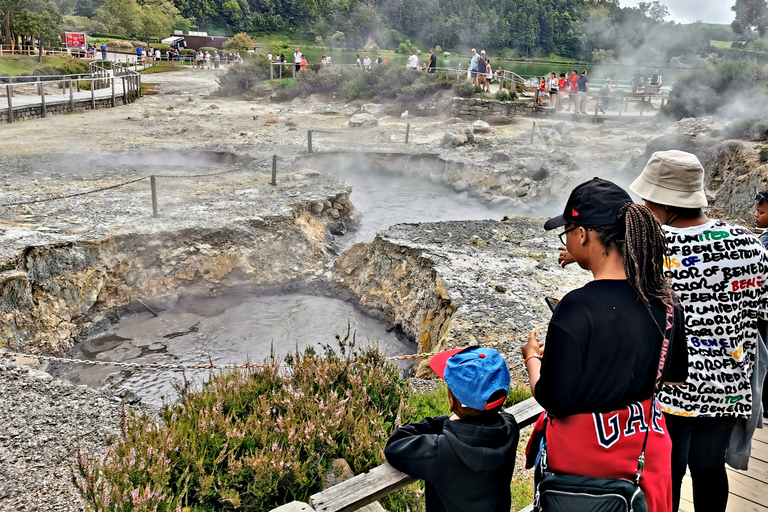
[2,0,768,64]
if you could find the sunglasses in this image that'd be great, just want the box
[756,192,768,204]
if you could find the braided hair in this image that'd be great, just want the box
[586,202,670,309]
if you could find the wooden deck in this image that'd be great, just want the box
[680,425,768,512]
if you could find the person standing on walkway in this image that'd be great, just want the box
[294,48,301,73]
[576,70,589,114]
[363,54,372,71]
[600,78,612,113]
[100,43,107,60]
[557,72,567,111]
[407,50,418,69]
[630,150,768,512]
[548,72,558,108]
[524,178,688,512]
[428,48,437,74]
[566,69,578,112]
[469,48,479,85]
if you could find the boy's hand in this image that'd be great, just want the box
[521,329,544,360]
[558,247,575,268]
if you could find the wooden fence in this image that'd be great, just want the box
[270,396,544,512]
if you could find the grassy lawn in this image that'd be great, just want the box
[710,40,733,49]
[0,55,76,76]
[140,62,184,74]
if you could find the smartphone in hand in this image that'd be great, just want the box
[545,297,560,313]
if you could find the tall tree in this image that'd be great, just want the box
[732,0,768,36]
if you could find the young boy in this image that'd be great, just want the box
[384,346,519,512]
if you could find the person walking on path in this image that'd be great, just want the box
[600,77,612,113]
[100,43,107,60]
[630,150,768,512]
[576,69,590,113]
[524,178,688,512]
[566,69,578,112]
[294,48,301,73]
[407,50,418,69]
[428,48,437,74]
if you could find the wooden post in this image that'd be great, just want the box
[6,84,13,123]
[639,99,645,117]
[271,154,277,185]
[270,62,274,80]
[91,78,95,109]
[293,64,296,79]
[405,123,410,143]
[530,121,536,144]
[77,78,81,92]
[122,76,127,104]
[279,63,282,79]
[625,98,629,113]
[150,175,158,217]
[307,130,313,154]
[69,79,74,112]
[39,81,46,118]
[111,76,116,107]
[138,75,142,98]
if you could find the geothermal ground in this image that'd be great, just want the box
[1,68,765,511]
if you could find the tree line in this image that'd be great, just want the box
[2,0,768,63]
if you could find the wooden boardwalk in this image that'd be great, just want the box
[680,425,768,512]
[0,82,126,110]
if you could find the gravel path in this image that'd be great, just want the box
[0,354,155,512]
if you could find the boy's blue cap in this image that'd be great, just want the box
[429,346,511,411]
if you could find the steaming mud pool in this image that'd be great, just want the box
[51,292,413,405]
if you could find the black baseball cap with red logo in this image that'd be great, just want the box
[544,178,632,230]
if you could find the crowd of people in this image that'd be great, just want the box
[385,150,768,512]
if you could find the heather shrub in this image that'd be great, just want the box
[72,332,420,511]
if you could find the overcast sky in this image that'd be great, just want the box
[619,0,735,25]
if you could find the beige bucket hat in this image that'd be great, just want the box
[629,150,708,208]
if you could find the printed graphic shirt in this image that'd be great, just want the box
[659,219,768,418]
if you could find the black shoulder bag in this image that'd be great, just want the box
[534,300,673,512]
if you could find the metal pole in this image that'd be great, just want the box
[270,62,273,80]
[122,76,127,104]
[279,63,282,79]
[111,77,116,107]
[6,84,13,123]
[91,78,95,109]
[39,81,46,118]
[618,97,623,118]
[271,154,277,185]
[307,130,313,154]
[69,79,74,112]
[77,78,80,92]
[138,75,142,97]
[405,123,410,143]
[530,121,536,144]
[150,175,158,217]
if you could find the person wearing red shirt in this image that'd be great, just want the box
[538,77,546,106]
[557,72,568,111]
[566,69,579,112]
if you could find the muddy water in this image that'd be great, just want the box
[53,292,413,405]
[318,164,504,244]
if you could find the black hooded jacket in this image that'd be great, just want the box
[384,412,519,512]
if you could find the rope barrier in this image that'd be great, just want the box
[0,332,542,372]
[0,176,149,207]
[0,156,275,208]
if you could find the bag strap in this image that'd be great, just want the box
[635,296,674,484]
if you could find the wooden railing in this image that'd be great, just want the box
[270,396,544,512]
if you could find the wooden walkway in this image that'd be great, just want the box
[680,425,768,512]
[0,82,126,110]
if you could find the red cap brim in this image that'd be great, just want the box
[429,348,465,378]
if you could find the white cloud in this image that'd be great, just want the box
[619,0,735,25]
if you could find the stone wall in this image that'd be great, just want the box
[0,96,129,124]
[450,97,539,118]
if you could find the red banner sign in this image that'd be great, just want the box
[64,33,86,48]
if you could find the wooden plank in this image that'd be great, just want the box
[751,437,768,463]
[310,463,416,512]
[726,493,768,512]
[308,397,542,512]
[728,470,768,508]
[272,502,315,511]
[518,504,534,512]
[729,458,768,485]
[754,426,768,444]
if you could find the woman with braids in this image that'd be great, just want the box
[521,178,688,512]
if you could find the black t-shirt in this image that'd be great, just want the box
[535,280,688,418]
[429,53,437,68]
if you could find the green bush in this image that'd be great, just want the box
[198,47,218,53]
[495,89,511,101]
[216,54,274,96]
[72,335,421,511]
[152,44,170,52]
[454,80,476,97]
[663,60,768,119]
